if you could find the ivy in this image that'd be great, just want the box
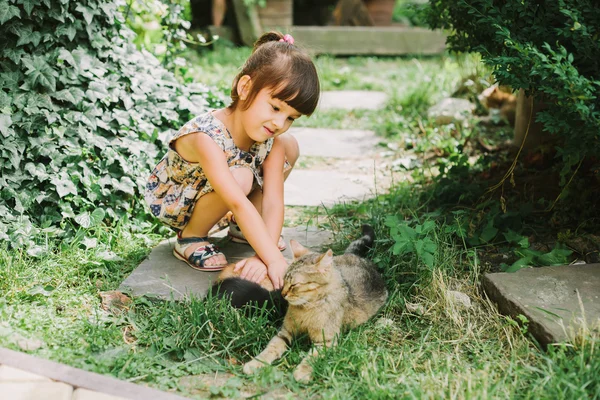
[0,0,212,248]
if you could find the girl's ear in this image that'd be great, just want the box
[237,75,252,101]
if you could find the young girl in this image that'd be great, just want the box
[145,32,320,289]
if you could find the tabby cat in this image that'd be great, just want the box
[235,224,389,383]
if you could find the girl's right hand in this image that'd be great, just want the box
[267,260,288,290]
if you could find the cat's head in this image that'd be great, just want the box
[280,240,334,306]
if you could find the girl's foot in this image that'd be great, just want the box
[173,234,227,271]
[228,218,287,251]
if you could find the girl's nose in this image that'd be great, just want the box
[273,115,286,129]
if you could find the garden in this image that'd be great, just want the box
[0,0,598,398]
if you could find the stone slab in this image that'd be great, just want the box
[318,90,388,111]
[119,226,333,300]
[0,382,73,400]
[288,127,380,158]
[0,348,187,400]
[284,169,378,206]
[482,263,600,346]
[0,365,51,382]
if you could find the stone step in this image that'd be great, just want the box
[318,90,388,111]
[482,263,600,346]
[119,226,333,300]
[288,127,380,158]
[284,169,379,207]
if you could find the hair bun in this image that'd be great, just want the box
[253,31,285,52]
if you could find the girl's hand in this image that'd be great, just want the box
[267,260,288,290]
[234,255,267,284]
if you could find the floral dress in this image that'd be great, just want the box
[144,111,275,231]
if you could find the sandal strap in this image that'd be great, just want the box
[188,243,224,269]
[175,234,210,253]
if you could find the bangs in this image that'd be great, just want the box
[270,71,320,116]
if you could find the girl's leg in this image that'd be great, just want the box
[248,132,299,213]
[181,167,254,265]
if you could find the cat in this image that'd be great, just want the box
[236,224,389,383]
[479,85,517,126]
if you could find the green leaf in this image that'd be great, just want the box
[0,3,20,24]
[52,171,77,198]
[505,256,533,273]
[480,220,498,243]
[0,114,13,138]
[75,212,91,228]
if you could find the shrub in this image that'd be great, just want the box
[0,0,210,249]
[425,0,600,184]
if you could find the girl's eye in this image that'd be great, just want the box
[287,116,295,122]
[272,105,279,112]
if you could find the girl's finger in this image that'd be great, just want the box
[234,259,246,272]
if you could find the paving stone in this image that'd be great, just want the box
[482,263,600,346]
[0,365,51,382]
[0,382,73,400]
[284,169,378,206]
[0,348,187,400]
[318,90,388,110]
[72,388,128,400]
[119,226,333,300]
[288,127,380,158]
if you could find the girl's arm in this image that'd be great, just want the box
[260,136,286,246]
[182,133,288,287]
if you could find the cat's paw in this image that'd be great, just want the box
[243,358,267,375]
[293,364,313,383]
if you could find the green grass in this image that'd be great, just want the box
[1,44,598,399]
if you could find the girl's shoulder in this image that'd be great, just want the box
[170,111,230,146]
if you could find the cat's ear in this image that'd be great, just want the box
[290,239,310,259]
[316,249,334,273]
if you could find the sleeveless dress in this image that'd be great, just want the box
[144,111,278,231]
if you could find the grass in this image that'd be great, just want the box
[1,43,599,399]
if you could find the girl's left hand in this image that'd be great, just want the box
[234,255,267,284]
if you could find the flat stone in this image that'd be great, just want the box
[0,365,51,382]
[482,263,600,346]
[119,226,333,300]
[318,90,387,111]
[0,382,73,400]
[285,169,377,206]
[288,127,380,158]
[73,388,128,400]
[0,348,187,400]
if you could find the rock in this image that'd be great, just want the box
[427,98,475,125]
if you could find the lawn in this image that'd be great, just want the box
[1,42,598,399]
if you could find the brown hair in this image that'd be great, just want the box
[229,32,320,116]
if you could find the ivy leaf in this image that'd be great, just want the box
[0,114,13,138]
[18,0,40,16]
[51,171,77,198]
[22,55,57,91]
[16,26,42,47]
[75,212,91,228]
[75,4,97,25]
[53,88,85,105]
[0,3,20,24]
[85,81,108,102]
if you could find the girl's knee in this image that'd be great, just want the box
[230,167,254,196]
[280,133,300,167]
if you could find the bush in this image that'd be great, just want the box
[0,0,210,249]
[426,0,600,183]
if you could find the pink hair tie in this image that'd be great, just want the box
[279,34,294,45]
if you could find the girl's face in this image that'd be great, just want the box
[240,87,302,143]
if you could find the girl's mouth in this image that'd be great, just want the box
[264,126,274,135]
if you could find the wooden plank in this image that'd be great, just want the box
[288,26,447,56]
[231,0,262,47]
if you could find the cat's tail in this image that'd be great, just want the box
[209,278,287,318]
[344,224,375,258]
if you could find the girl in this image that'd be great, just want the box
[145,32,320,289]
